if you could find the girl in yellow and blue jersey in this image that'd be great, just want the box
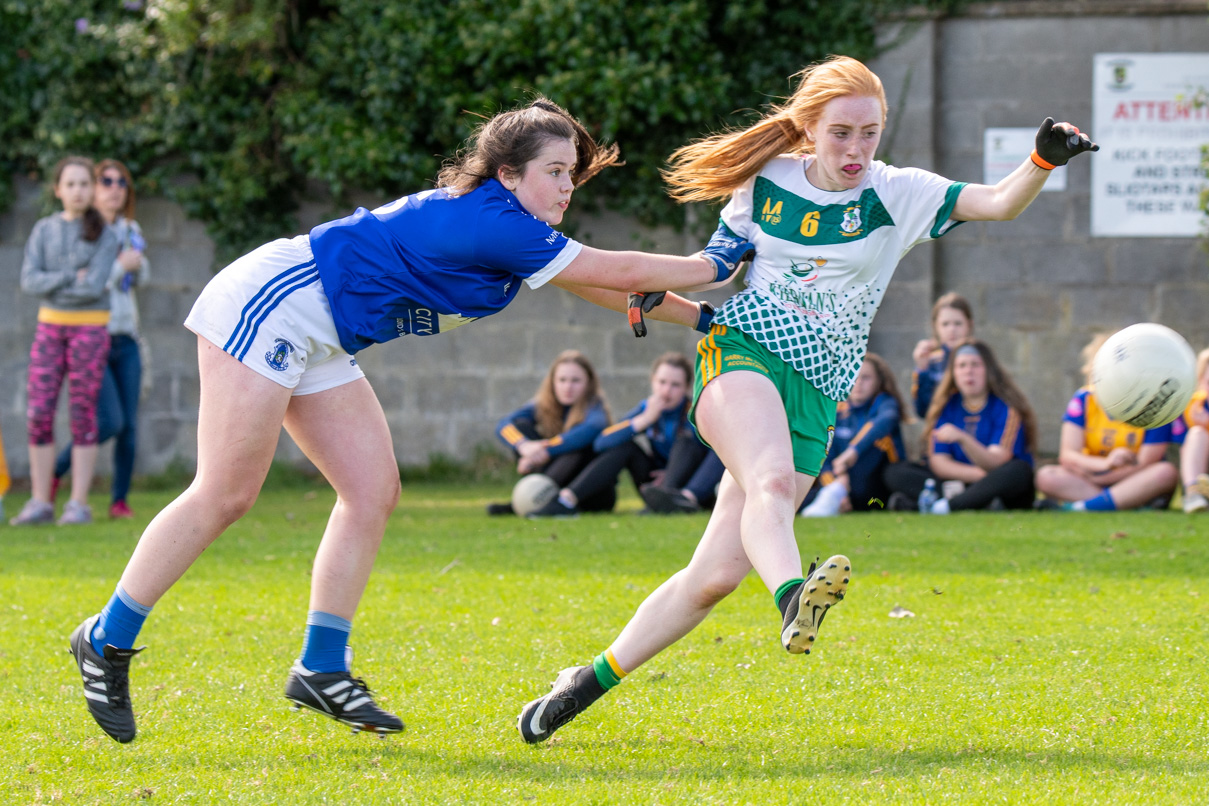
[1035,333,1179,511]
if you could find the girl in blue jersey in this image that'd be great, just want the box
[910,292,974,419]
[491,350,613,515]
[799,353,907,517]
[1035,333,1179,512]
[518,56,1096,744]
[885,340,1038,512]
[67,96,755,744]
[526,352,719,518]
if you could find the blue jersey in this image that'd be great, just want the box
[593,400,693,462]
[832,392,905,465]
[310,179,582,354]
[931,393,1032,466]
[496,400,609,459]
[911,345,949,418]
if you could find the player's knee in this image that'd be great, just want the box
[751,467,798,505]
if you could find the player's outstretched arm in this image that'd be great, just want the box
[563,286,711,332]
[953,117,1099,222]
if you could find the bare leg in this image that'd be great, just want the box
[1107,462,1179,509]
[282,379,400,620]
[1181,427,1209,487]
[1035,464,1102,502]
[695,370,814,595]
[69,444,98,505]
[28,444,54,502]
[118,338,291,605]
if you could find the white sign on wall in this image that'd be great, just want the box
[1091,53,1209,238]
[984,128,1066,191]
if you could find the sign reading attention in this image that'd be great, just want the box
[1091,53,1209,238]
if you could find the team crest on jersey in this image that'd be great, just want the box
[265,338,295,372]
[840,206,863,237]
[786,257,826,283]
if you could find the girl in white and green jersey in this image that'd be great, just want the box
[518,54,1098,744]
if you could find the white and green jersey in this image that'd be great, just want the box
[714,155,965,401]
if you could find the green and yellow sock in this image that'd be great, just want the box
[591,649,628,691]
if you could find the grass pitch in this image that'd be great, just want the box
[3,483,1208,804]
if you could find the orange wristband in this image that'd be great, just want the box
[1030,149,1057,171]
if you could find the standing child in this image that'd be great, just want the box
[13,156,119,526]
[67,97,753,744]
[52,159,150,520]
[517,55,1097,743]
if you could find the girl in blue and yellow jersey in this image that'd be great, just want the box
[885,339,1037,512]
[491,350,612,515]
[1176,348,1209,512]
[910,292,974,419]
[1035,333,1179,511]
[800,353,907,516]
[66,96,754,745]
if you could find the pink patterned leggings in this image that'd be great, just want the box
[26,322,110,446]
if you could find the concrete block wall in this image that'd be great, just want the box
[1,1,1207,481]
[868,2,1209,455]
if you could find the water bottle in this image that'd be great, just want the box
[918,478,939,513]
[121,229,145,292]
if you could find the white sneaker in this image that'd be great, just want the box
[1183,490,1209,514]
[800,495,842,517]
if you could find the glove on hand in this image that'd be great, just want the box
[627,291,667,337]
[1032,117,1099,169]
[695,301,716,334]
[701,222,755,283]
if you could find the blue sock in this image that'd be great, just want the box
[92,584,152,653]
[1082,490,1117,512]
[300,611,352,673]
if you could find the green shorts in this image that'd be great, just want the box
[690,324,837,476]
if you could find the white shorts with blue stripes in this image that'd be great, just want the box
[184,234,365,395]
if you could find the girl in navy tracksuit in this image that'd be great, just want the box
[492,349,612,513]
[526,352,721,517]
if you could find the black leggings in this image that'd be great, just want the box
[882,458,1035,511]
[568,430,715,509]
[508,417,616,512]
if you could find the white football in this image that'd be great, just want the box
[1090,323,1196,429]
[511,473,558,517]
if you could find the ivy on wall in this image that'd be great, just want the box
[1,0,967,263]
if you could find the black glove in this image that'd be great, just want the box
[1032,117,1099,169]
[627,291,667,337]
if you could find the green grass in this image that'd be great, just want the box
[3,484,1209,804]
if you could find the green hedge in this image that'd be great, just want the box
[2,0,965,262]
